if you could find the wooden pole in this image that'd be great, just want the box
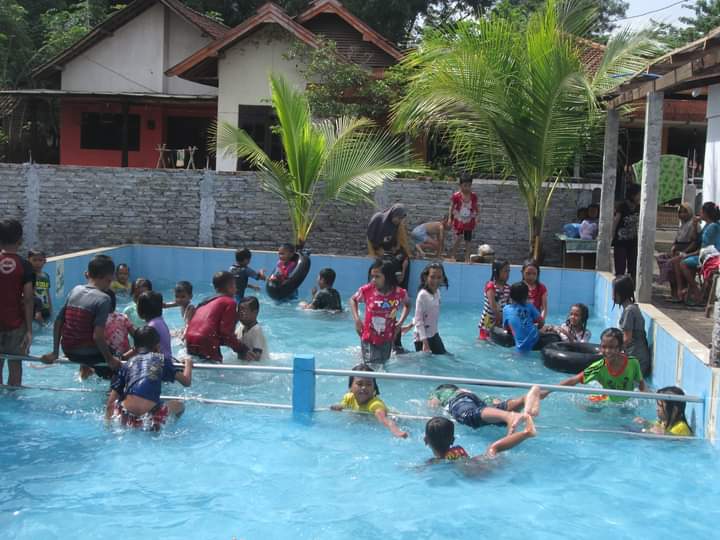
[596,109,620,272]
[636,91,664,303]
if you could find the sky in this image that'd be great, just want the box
[622,0,693,30]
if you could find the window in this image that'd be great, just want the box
[237,105,282,170]
[80,112,140,151]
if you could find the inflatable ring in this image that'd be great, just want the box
[266,252,311,301]
[490,326,514,347]
[541,341,602,373]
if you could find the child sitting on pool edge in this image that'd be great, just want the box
[331,364,408,438]
[105,326,192,431]
[302,268,342,311]
[424,415,536,464]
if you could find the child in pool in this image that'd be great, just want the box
[28,249,52,323]
[350,259,411,364]
[634,386,692,436]
[302,268,342,311]
[546,303,591,343]
[424,415,536,464]
[428,383,540,431]
[137,291,172,360]
[268,243,298,285]
[522,259,548,322]
[448,173,479,263]
[235,296,267,361]
[105,326,192,431]
[478,259,511,340]
[412,216,450,258]
[110,264,132,297]
[413,263,449,354]
[502,282,542,352]
[548,327,646,402]
[330,364,408,438]
[173,281,196,326]
[103,289,134,359]
[229,248,266,302]
[124,278,152,328]
[614,275,651,376]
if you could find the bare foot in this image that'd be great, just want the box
[525,385,541,417]
[525,415,537,437]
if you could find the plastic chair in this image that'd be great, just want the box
[632,155,688,205]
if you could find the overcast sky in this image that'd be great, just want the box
[622,0,693,30]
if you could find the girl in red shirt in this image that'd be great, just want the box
[522,260,548,322]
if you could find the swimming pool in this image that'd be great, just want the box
[3,255,720,539]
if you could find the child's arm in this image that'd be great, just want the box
[638,379,647,392]
[184,305,196,324]
[486,287,499,324]
[486,416,536,457]
[349,295,363,336]
[623,329,633,348]
[94,326,122,370]
[395,295,411,335]
[219,302,249,357]
[374,408,408,438]
[414,293,431,352]
[540,292,548,322]
[330,403,344,411]
[105,389,119,420]
[539,372,583,399]
[174,357,193,387]
[163,301,179,309]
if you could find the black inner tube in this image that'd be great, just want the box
[541,341,602,373]
[266,253,311,300]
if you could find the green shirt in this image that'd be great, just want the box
[581,356,643,402]
[34,271,51,309]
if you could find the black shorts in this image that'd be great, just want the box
[448,393,509,428]
[456,230,473,242]
[66,352,115,380]
[414,333,447,354]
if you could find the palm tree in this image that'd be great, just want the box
[217,74,420,248]
[393,0,660,260]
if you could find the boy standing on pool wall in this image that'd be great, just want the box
[41,255,121,379]
[106,326,192,431]
[185,271,253,362]
[447,173,478,263]
[0,219,35,386]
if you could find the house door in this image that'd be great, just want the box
[237,105,282,170]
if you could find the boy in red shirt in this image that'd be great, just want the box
[447,173,479,263]
[0,219,35,386]
[185,271,251,362]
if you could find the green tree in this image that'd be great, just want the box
[394,0,659,259]
[679,0,720,41]
[217,74,420,247]
[0,0,34,86]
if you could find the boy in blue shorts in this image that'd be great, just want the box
[428,383,540,430]
[503,281,541,352]
[106,325,192,431]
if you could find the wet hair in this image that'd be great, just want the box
[175,280,193,295]
[568,303,589,333]
[105,288,117,313]
[425,417,455,454]
[521,259,542,286]
[419,262,449,292]
[613,274,635,305]
[133,325,160,350]
[240,295,260,314]
[28,249,46,258]
[137,291,163,321]
[213,271,235,291]
[657,386,691,434]
[88,255,115,279]
[369,258,399,288]
[600,327,624,349]
[116,263,129,273]
[626,183,641,200]
[319,268,336,287]
[491,259,510,282]
[509,281,529,304]
[458,172,473,184]
[280,243,296,253]
[235,248,252,264]
[347,363,380,396]
[131,277,153,297]
[0,219,23,245]
[702,201,720,223]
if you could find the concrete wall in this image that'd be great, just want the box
[216,27,307,171]
[61,5,216,96]
[1,163,596,265]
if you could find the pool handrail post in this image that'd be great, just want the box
[292,354,316,417]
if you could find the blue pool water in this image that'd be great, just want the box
[2,283,719,539]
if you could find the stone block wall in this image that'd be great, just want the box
[0,164,598,264]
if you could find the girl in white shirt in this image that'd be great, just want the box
[413,263,449,354]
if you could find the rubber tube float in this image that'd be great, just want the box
[541,341,602,373]
[266,252,311,301]
[490,327,561,351]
